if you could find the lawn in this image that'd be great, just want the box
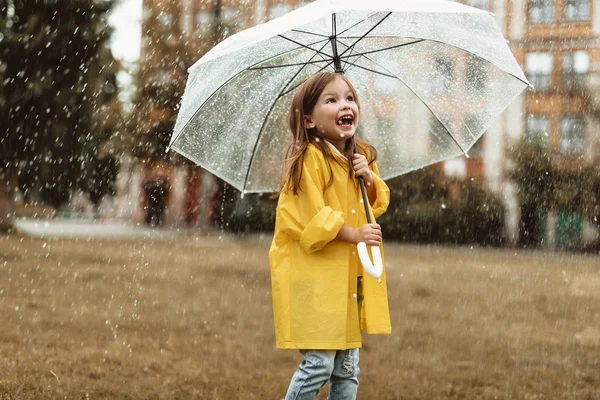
[1,233,599,399]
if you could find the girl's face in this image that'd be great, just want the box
[303,76,360,149]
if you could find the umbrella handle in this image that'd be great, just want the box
[357,242,383,278]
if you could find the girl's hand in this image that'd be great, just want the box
[354,223,381,246]
[352,154,373,186]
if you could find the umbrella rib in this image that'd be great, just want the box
[279,59,334,98]
[338,12,392,59]
[277,42,333,99]
[339,59,398,79]
[424,38,531,87]
[314,42,332,63]
[278,34,333,60]
[277,37,331,94]
[339,39,425,59]
[248,58,332,70]
[341,42,356,73]
[335,36,421,71]
[291,29,329,38]
[336,11,380,36]
[339,35,420,39]
[242,41,334,192]
[244,37,329,71]
[168,68,274,149]
[169,38,335,149]
[360,34,531,87]
[335,34,529,86]
[355,52,469,155]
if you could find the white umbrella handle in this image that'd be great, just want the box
[357,242,383,278]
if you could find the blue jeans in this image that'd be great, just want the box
[284,348,360,400]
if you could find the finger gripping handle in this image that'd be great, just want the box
[357,242,383,278]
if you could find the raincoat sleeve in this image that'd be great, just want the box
[369,161,390,219]
[277,148,345,254]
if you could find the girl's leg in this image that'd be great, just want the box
[285,350,336,400]
[328,349,360,400]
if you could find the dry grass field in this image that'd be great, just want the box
[1,232,599,399]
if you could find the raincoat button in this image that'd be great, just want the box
[352,251,356,256]
[378,278,382,283]
[359,198,364,203]
[351,209,356,214]
[353,293,357,298]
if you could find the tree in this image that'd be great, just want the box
[379,166,506,246]
[510,137,600,249]
[128,2,189,163]
[0,0,121,217]
[509,138,554,247]
[87,155,119,216]
[123,0,251,227]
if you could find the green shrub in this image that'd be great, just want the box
[217,167,506,246]
[380,181,506,246]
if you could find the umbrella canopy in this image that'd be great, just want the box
[169,0,530,194]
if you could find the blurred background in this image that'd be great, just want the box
[1,0,599,249]
[1,2,600,399]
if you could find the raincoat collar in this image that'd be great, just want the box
[324,139,347,161]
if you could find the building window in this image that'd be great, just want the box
[560,116,584,153]
[525,52,553,91]
[156,11,173,26]
[526,115,550,144]
[221,7,239,23]
[563,51,588,90]
[197,6,241,41]
[195,11,212,33]
[529,0,554,24]
[467,0,491,11]
[220,7,242,38]
[269,4,291,20]
[564,0,589,21]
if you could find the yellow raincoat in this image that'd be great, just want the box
[269,143,392,350]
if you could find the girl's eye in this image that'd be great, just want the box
[326,98,335,104]
[347,96,354,101]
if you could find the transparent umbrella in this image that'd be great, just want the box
[168,0,530,277]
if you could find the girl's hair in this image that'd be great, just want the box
[279,72,377,195]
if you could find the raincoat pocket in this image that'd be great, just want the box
[312,264,346,314]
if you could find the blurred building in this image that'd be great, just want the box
[500,0,600,248]
[115,0,311,228]
[430,0,600,248]
[123,0,599,246]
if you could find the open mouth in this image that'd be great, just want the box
[336,115,354,127]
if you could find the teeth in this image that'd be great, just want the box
[337,115,353,125]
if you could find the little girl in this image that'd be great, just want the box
[269,71,392,400]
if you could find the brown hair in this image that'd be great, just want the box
[279,72,377,195]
